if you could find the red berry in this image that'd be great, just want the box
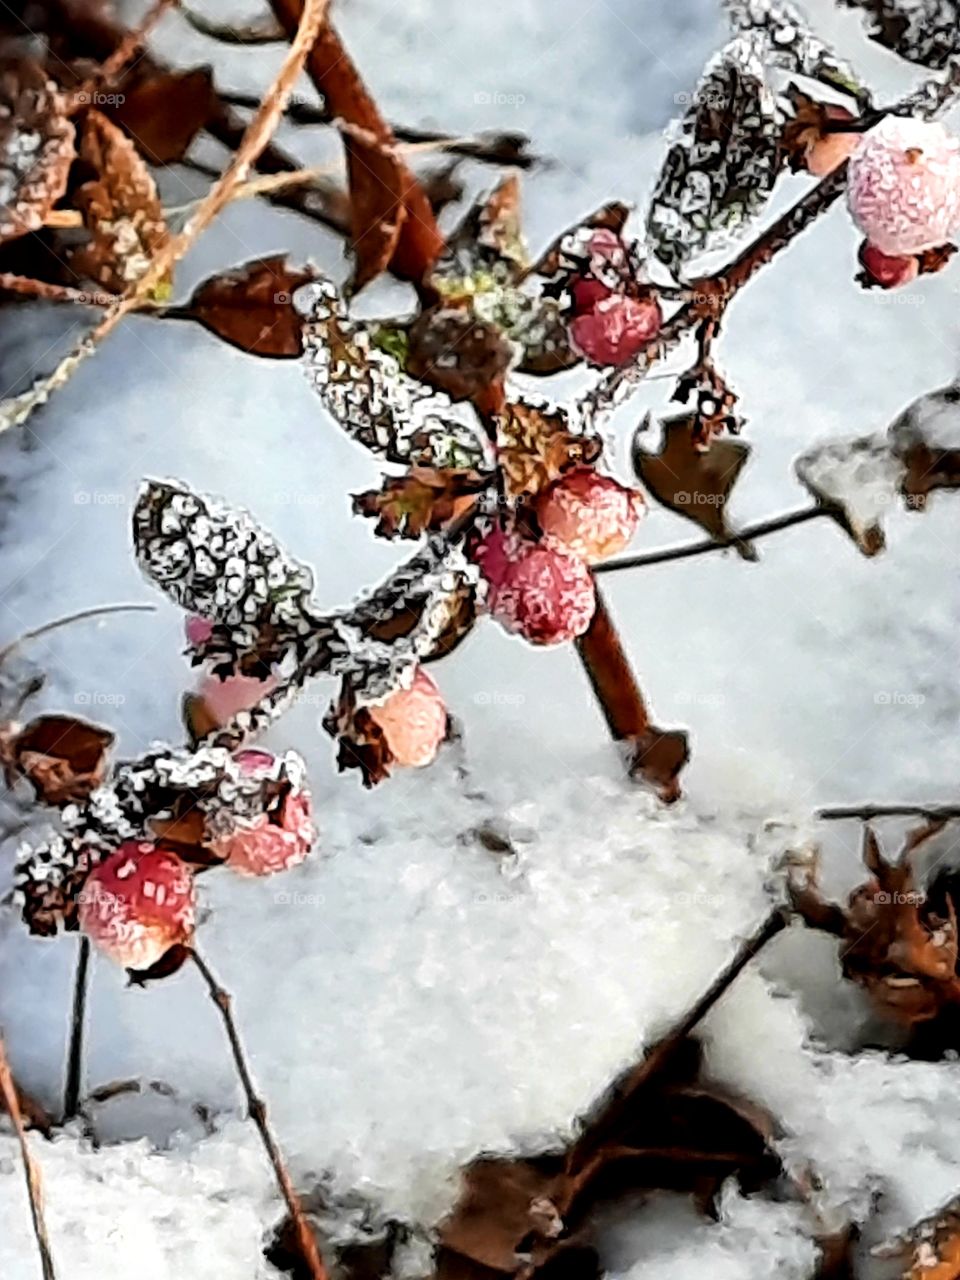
[210,750,315,877]
[478,533,596,645]
[78,842,195,970]
[368,667,447,768]
[569,294,662,367]
[537,468,645,564]
[859,240,920,289]
[570,275,614,315]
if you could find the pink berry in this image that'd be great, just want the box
[485,539,596,645]
[570,275,614,314]
[368,667,447,768]
[78,842,195,970]
[184,615,214,649]
[859,240,920,289]
[847,116,960,256]
[569,294,662,367]
[196,671,278,727]
[537,468,645,564]
[471,524,525,591]
[210,751,314,877]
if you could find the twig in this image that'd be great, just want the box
[62,938,90,1122]
[0,1034,57,1279]
[566,906,789,1175]
[0,0,331,434]
[219,90,537,166]
[0,603,157,669]
[70,0,178,110]
[190,950,327,1280]
[817,804,960,821]
[0,275,118,307]
[595,506,829,574]
[180,5,287,44]
[575,588,651,740]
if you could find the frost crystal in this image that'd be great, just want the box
[647,34,782,275]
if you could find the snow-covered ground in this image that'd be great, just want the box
[2,0,960,1275]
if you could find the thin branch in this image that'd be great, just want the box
[565,907,789,1176]
[817,804,960,821]
[595,506,829,574]
[0,603,157,669]
[62,938,90,1122]
[190,950,327,1280]
[180,5,287,44]
[0,275,117,307]
[1,0,331,434]
[0,1034,57,1279]
[69,0,177,110]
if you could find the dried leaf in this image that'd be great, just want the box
[873,1193,960,1279]
[1,713,114,805]
[300,278,490,469]
[106,66,215,164]
[354,467,486,540]
[795,431,900,555]
[839,0,960,69]
[632,413,752,547]
[514,300,582,375]
[647,34,782,275]
[889,380,960,508]
[433,173,529,290]
[0,59,75,245]
[497,398,602,500]
[70,109,170,294]
[170,255,317,358]
[407,305,514,411]
[532,202,631,281]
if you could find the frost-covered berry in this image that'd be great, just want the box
[478,533,596,645]
[847,117,960,256]
[197,671,278,727]
[569,294,662,367]
[209,749,314,877]
[537,467,644,564]
[368,667,447,768]
[471,523,525,591]
[859,240,920,289]
[78,842,195,970]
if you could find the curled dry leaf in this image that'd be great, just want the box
[0,59,75,245]
[169,255,318,358]
[1,713,114,805]
[353,467,487,541]
[106,66,215,164]
[496,398,602,500]
[646,34,782,275]
[795,432,900,555]
[839,0,960,69]
[71,109,170,295]
[632,413,753,550]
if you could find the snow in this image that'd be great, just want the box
[3,0,960,1276]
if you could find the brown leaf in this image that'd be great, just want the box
[434,173,529,289]
[353,467,486,540]
[515,301,582,376]
[874,1194,960,1280]
[70,109,169,294]
[106,66,215,165]
[361,577,477,662]
[407,306,514,411]
[633,413,753,549]
[497,399,602,500]
[1,714,114,805]
[269,1,444,290]
[170,255,317,358]
[439,1158,563,1273]
[0,59,75,245]
[890,383,960,508]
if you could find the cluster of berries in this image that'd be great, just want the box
[561,228,663,367]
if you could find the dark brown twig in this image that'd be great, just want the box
[595,506,829,574]
[0,1034,58,1279]
[566,907,789,1174]
[190,950,327,1280]
[62,937,90,1121]
[817,805,960,821]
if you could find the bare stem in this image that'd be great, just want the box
[565,906,788,1177]
[817,804,960,821]
[595,506,829,575]
[190,950,327,1280]
[0,603,156,669]
[0,1034,58,1279]
[61,938,91,1122]
[0,275,117,306]
[70,0,177,109]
